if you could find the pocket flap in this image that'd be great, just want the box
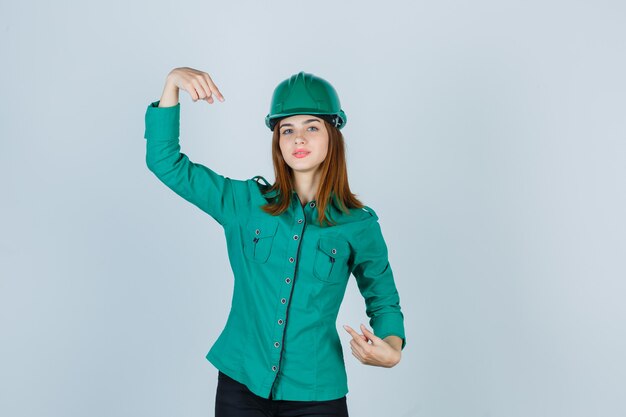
[317,237,350,259]
[246,217,279,238]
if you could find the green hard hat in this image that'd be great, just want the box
[265,71,347,131]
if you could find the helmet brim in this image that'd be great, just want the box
[265,109,347,131]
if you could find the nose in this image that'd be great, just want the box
[294,136,305,144]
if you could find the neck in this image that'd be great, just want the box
[292,169,321,206]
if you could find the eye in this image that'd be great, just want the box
[281,126,318,135]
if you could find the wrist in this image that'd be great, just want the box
[159,79,180,108]
[383,335,403,353]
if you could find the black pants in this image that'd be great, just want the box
[215,371,349,417]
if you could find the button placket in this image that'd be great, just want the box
[271,206,306,384]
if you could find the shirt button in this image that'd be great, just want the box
[285,277,291,284]
[331,248,337,254]
[293,234,299,240]
[281,298,286,304]
[289,257,294,263]
[278,319,283,325]
[297,219,303,223]
[255,229,260,235]
[272,366,277,371]
[274,342,280,348]
[310,202,316,208]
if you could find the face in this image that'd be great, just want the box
[278,114,329,174]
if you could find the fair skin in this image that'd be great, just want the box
[277,114,328,206]
[158,66,402,367]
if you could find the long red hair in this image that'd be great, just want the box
[260,119,365,227]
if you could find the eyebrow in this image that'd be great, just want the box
[279,118,321,129]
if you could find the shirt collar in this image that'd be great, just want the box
[261,186,337,211]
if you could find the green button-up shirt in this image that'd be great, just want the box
[143,100,406,401]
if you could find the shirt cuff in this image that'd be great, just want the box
[144,100,181,141]
[371,312,406,350]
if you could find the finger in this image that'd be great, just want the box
[343,325,366,342]
[351,337,372,358]
[350,339,365,357]
[183,81,199,101]
[347,328,370,350]
[360,324,379,342]
[195,76,214,103]
[352,343,372,365]
[204,73,225,102]
[343,324,358,337]
[191,78,211,102]
[350,346,363,363]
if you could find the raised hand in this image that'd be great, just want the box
[160,67,225,106]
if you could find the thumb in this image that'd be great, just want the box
[360,324,381,344]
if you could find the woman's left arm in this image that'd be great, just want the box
[343,214,406,368]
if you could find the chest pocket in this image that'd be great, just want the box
[243,216,279,263]
[313,237,351,283]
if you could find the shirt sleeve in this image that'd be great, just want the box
[351,217,406,350]
[143,100,237,227]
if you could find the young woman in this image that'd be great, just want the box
[144,67,406,417]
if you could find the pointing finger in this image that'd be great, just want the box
[204,73,225,102]
[343,325,367,342]
[344,325,369,348]
[360,324,378,341]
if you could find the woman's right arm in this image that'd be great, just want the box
[144,67,236,227]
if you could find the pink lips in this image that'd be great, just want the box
[293,150,310,158]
